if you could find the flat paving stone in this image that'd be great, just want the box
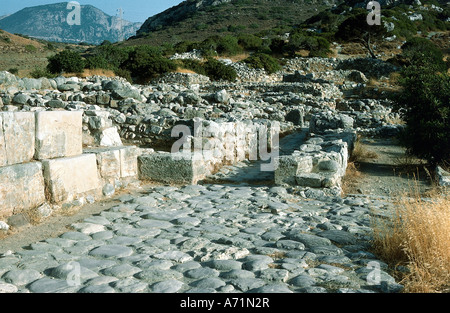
[151,279,184,293]
[2,269,42,286]
[2,184,402,294]
[89,245,134,258]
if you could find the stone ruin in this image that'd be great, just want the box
[0,56,409,227]
[0,110,145,226]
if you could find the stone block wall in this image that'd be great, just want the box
[275,130,357,194]
[138,120,283,185]
[0,112,35,166]
[0,111,143,225]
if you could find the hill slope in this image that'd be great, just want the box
[0,2,142,45]
[128,0,339,46]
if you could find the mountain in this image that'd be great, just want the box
[130,0,340,45]
[0,2,142,45]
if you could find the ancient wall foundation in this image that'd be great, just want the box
[0,111,144,224]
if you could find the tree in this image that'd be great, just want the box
[335,10,387,59]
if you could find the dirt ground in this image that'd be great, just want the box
[343,136,433,198]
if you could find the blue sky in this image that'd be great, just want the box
[0,0,184,23]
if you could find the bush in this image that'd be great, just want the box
[216,35,242,56]
[197,35,243,57]
[47,50,85,74]
[84,55,110,70]
[25,45,37,52]
[114,68,132,82]
[8,68,19,75]
[244,53,281,74]
[284,31,331,57]
[121,46,177,83]
[30,67,57,79]
[401,37,447,72]
[203,58,237,81]
[92,44,132,69]
[237,34,263,51]
[179,59,208,76]
[396,65,450,165]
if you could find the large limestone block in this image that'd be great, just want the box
[42,154,101,203]
[35,111,83,160]
[120,146,140,178]
[84,146,140,183]
[274,154,313,185]
[0,112,35,167]
[0,162,46,217]
[85,147,121,183]
[138,152,209,185]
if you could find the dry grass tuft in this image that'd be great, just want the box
[349,138,378,163]
[341,161,363,196]
[371,192,450,293]
[175,67,198,74]
[63,68,117,78]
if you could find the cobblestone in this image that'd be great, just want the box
[0,183,401,293]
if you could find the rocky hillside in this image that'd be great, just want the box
[130,0,339,45]
[0,2,142,45]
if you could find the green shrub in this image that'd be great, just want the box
[244,53,281,74]
[237,34,263,51]
[216,35,242,56]
[114,68,132,82]
[180,58,237,81]
[395,39,449,165]
[396,66,450,165]
[198,35,243,57]
[401,37,447,72]
[30,67,57,79]
[25,44,37,52]
[121,46,177,83]
[174,40,199,54]
[203,58,237,81]
[284,31,331,57]
[180,59,208,76]
[84,55,110,70]
[46,42,56,51]
[47,50,85,74]
[8,68,19,75]
[92,44,132,69]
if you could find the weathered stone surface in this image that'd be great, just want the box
[0,112,35,167]
[42,154,101,203]
[35,111,83,160]
[85,146,140,183]
[274,155,313,185]
[120,146,140,178]
[0,162,46,217]
[85,147,121,183]
[138,152,209,185]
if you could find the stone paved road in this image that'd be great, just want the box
[0,183,403,293]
